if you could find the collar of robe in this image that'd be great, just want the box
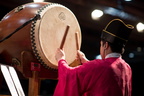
[105,53,121,59]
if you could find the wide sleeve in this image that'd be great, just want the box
[53,59,102,96]
[53,59,82,96]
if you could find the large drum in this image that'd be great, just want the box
[0,2,81,78]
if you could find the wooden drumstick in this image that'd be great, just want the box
[60,25,70,49]
[75,32,80,50]
[75,32,82,64]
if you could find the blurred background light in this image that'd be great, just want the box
[91,9,103,20]
[137,47,142,52]
[129,53,134,58]
[136,22,144,33]
[104,7,137,21]
[33,0,44,2]
[125,0,132,1]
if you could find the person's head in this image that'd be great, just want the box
[100,39,125,59]
[100,19,134,59]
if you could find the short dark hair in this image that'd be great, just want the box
[101,39,125,54]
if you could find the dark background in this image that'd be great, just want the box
[0,0,144,96]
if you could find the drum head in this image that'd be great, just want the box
[31,3,81,69]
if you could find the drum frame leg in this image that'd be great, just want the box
[21,51,41,96]
[28,71,41,96]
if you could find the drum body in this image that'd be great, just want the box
[0,2,81,79]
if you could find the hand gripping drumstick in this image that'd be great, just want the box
[60,25,70,49]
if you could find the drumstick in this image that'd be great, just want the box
[75,32,82,64]
[60,25,70,49]
[75,32,80,50]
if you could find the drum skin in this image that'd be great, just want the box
[0,2,81,79]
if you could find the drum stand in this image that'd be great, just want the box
[28,71,40,96]
[21,51,41,96]
[0,51,81,96]
[0,51,44,96]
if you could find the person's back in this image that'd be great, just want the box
[80,57,132,96]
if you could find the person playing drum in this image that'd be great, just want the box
[54,19,134,96]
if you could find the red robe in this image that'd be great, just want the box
[53,57,132,96]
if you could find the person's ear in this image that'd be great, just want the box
[104,42,109,49]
